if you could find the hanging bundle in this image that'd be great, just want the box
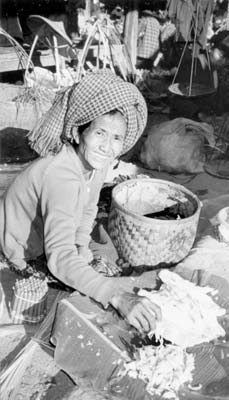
[167,0,215,47]
[75,17,135,82]
[167,0,217,98]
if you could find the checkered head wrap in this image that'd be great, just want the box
[28,70,147,156]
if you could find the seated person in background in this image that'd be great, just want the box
[0,69,161,335]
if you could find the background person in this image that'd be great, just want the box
[137,10,161,69]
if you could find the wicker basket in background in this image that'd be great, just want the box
[0,28,54,197]
[108,178,201,268]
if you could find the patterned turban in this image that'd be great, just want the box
[28,69,147,156]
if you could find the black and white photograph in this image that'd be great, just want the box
[0,1,229,399]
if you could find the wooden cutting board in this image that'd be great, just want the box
[51,292,150,400]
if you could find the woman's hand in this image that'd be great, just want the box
[110,291,162,335]
[90,256,122,276]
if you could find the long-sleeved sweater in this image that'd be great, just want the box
[0,144,151,307]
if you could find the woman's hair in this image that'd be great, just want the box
[77,121,91,136]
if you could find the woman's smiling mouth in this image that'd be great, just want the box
[92,151,111,161]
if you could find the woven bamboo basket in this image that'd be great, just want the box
[108,178,201,268]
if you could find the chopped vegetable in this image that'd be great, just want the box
[140,270,226,348]
[120,344,194,399]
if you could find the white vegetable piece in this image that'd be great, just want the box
[121,344,195,400]
[139,270,226,348]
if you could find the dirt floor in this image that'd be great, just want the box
[1,101,229,399]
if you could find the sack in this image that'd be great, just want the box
[139,118,215,174]
[0,28,54,131]
[0,83,52,131]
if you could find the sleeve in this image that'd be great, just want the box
[74,168,107,247]
[39,161,120,306]
[138,18,147,38]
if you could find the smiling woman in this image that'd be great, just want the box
[0,69,163,334]
[73,111,127,171]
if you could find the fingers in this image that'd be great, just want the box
[128,311,154,334]
[110,292,162,335]
[127,297,161,333]
[128,315,147,334]
[142,298,162,322]
[106,262,122,276]
[116,258,130,269]
[90,257,121,276]
[133,312,151,333]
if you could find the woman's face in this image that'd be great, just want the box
[75,112,127,171]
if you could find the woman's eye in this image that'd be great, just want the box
[114,135,123,141]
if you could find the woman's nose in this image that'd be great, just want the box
[100,136,113,152]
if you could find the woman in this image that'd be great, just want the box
[137,10,161,69]
[0,70,161,334]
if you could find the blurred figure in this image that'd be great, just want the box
[210,29,229,113]
[110,5,124,37]
[65,0,80,43]
[136,10,161,69]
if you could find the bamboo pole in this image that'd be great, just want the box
[123,0,139,67]
[189,1,200,96]
[85,0,93,19]
[53,35,61,88]
[227,0,229,30]
[25,33,39,79]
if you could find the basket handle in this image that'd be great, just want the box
[24,33,39,81]
[0,26,34,73]
[75,20,99,82]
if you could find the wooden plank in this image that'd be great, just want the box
[51,292,149,399]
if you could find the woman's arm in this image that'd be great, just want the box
[40,162,161,333]
[40,162,116,304]
[74,168,107,247]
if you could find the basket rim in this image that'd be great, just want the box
[168,82,216,98]
[110,177,202,224]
